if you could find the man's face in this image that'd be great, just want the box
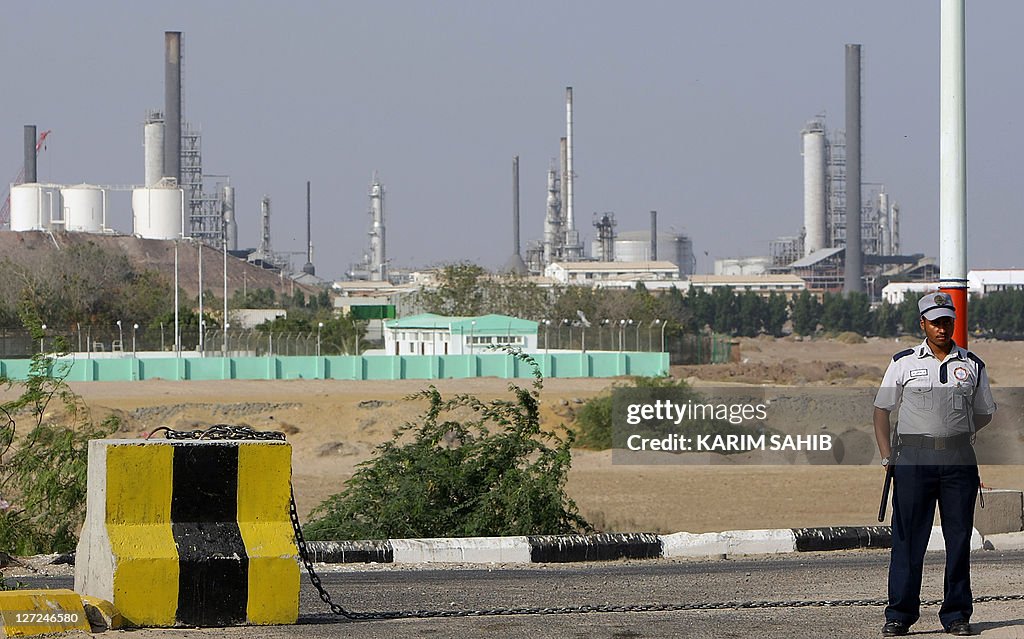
[920,315,955,349]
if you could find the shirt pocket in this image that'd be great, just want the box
[905,379,933,410]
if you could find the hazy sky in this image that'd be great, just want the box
[3,1,1022,279]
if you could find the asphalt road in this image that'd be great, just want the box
[24,550,1024,638]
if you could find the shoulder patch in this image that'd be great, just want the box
[892,348,915,362]
[967,352,986,370]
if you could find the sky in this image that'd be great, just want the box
[2,1,1023,279]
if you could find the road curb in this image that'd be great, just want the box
[308,526,987,564]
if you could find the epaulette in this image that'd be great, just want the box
[966,352,986,370]
[892,348,914,362]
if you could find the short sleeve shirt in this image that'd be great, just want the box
[874,340,996,437]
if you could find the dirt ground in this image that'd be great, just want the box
[9,335,1024,535]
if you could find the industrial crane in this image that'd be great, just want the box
[0,129,52,225]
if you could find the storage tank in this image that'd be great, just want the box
[61,184,105,232]
[612,230,694,276]
[10,184,60,231]
[132,186,183,239]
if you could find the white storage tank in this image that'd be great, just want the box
[10,184,61,231]
[61,184,105,232]
[612,230,695,276]
[132,186,183,239]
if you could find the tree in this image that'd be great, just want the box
[0,302,119,554]
[304,353,589,540]
[789,290,821,336]
[764,292,789,337]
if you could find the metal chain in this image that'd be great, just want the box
[147,424,285,441]
[156,425,1024,621]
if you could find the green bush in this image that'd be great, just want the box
[575,376,700,449]
[0,307,119,555]
[575,376,764,450]
[304,351,590,540]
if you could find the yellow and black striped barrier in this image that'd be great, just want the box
[74,439,299,627]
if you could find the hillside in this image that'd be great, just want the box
[0,230,321,301]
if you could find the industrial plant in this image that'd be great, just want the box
[5,33,1013,307]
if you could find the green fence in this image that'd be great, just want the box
[0,352,669,382]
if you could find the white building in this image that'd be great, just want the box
[880,269,1024,305]
[686,274,807,298]
[544,261,681,286]
[383,313,538,356]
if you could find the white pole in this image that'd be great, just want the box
[940,0,969,347]
[198,242,204,354]
[174,240,180,355]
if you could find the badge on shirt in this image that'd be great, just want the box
[909,369,928,378]
[953,366,970,382]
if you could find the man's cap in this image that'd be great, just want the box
[919,292,956,321]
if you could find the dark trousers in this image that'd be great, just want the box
[886,446,979,628]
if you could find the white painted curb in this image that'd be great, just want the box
[926,526,983,552]
[982,531,1024,551]
[390,536,532,563]
[662,529,797,558]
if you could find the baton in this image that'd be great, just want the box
[877,462,894,523]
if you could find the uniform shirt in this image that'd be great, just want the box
[874,339,996,437]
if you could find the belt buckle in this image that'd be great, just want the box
[934,438,946,450]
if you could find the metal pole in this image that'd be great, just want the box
[174,241,180,355]
[198,242,204,354]
[844,44,864,293]
[223,217,228,355]
[940,0,969,348]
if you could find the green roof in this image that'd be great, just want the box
[386,313,537,334]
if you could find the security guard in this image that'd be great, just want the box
[873,292,996,636]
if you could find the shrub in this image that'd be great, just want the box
[304,351,590,540]
[575,376,700,449]
[574,376,765,450]
[0,307,119,555]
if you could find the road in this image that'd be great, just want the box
[23,550,1024,638]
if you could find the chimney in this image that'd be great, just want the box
[164,31,182,185]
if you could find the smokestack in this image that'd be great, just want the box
[164,32,181,185]
[565,87,574,234]
[222,185,236,251]
[303,180,315,275]
[844,44,863,293]
[650,210,658,261]
[144,115,165,186]
[802,120,827,256]
[24,125,37,184]
[504,156,528,274]
[559,137,568,257]
[512,156,520,254]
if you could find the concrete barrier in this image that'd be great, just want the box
[74,439,299,627]
[0,589,92,636]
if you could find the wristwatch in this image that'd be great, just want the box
[881,457,890,467]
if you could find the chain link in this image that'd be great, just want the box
[147,424,286,441]
[157,425,1024,621]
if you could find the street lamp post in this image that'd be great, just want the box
[563,319,572,351]
[317,322,323,357]
[224,323,230,356]
[601,319,609,350]
[132,323,138,356]
[116,320,123,355]
[40,324,46,353]
[655,319,667,352]
[618,319,626,351]
[635,321,643,351]
[543,319,550,354]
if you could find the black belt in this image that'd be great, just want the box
[898,432,972,450]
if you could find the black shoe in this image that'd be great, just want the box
[946,620,973,636]
[882,620,910,636]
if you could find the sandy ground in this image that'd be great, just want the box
[6,335,1023,535]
